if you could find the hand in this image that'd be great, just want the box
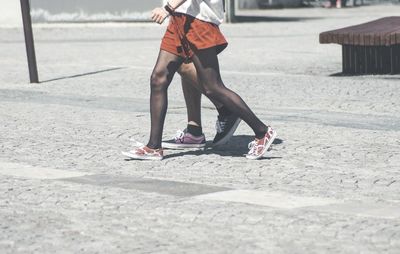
[151,7,169,24]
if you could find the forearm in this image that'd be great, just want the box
[166,0,187,10]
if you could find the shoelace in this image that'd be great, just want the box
[247,140,258,155]
[174,130,185,142]
[215,119,227,133]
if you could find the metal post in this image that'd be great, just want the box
[20,0,39,83]
[225,0,236,23]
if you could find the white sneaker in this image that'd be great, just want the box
[246,127,277,160]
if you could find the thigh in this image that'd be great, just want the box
[177,62,196,79]
[190,47,224,89]
[152,50,185,82]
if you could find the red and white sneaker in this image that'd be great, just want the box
[246,127,277,160]
[122,142,163,161]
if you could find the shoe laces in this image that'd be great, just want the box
[215,118,227,133]
[248,139,262,155]
[174,130,185,142]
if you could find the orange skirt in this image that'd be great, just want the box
[160,13,228,59]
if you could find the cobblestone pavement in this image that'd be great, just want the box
[1,5,400,254]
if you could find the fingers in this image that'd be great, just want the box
[151,9,159,22]
[151,8,168,24]
[156,14,163,24]
[151,10,156,21]
[153,14,161,24]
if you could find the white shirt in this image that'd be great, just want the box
[174,0,225,25]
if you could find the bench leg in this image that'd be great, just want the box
[383,46,391,74]
[396,45,400,74]
[391,45,400,74]
[342,45,348,74]
[365,46,374,74]
[354,46,360,74]
[342,45,397,75]
[342,45,355,74]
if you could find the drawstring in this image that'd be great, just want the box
[171,15,191,62]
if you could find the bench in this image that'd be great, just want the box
[319,17,400,75]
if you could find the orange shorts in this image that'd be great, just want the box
[160,13,228,59]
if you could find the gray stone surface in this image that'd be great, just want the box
[1,4,400,253]
[64,174,231,197]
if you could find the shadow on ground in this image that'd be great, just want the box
[40,67,126,83]
[329,72,400,78]
[162,135,284,159]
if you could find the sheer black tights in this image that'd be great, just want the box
[147,50,183,149]
[190,48,268,139]
[147,48,268,149]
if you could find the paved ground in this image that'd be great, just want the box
[1,4,400,254]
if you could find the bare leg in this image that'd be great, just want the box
[147,50,184,149]
[190,47,268,138]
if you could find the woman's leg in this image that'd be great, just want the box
[178,62,226,126]
[177,62,241,146]
[178,63,203,127]
[147,50,184,149]
[190,47,268,138]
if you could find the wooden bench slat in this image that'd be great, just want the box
[320,16,400,46]
[352,19,389,45]
[344,23,376,45]
[388,28,400,45]
[381,25,400,46]
[338,32,345,44]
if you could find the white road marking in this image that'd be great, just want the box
[195,190,341,209]
[196,190,400,219]
[309,203,400,220]
[1,162,398,219]
[0,162,91,180]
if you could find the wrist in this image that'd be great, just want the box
[167,2,175,11]
[164,4,174,15]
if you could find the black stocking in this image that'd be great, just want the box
[147,50,184,149]
[191,48,268,138]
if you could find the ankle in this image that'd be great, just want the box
[216,106,231,117]
[255,126,269,139]
[188,121,200,127]
[146,143,161,150]
[187,124,203,137]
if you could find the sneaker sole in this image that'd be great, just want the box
[121,151,163,161]
[161,142,206,149]
[212,118,241,147]
[246,130,277,160]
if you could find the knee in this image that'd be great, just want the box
[202,80,225,98]
[150,70,168,92]
[177,63,195,78]
[203,86,221,99]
